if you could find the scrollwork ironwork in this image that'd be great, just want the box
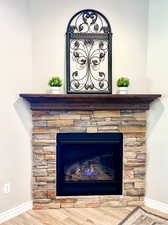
[66,9,112,93]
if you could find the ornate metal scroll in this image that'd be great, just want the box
[66,9,112,94]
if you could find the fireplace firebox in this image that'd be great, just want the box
[57,133,123,196]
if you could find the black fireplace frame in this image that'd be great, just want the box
[56,133,123,196]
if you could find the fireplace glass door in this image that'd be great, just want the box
[57,133,123,196]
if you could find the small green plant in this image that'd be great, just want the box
[117,77,130,87]
[48,76,63,87]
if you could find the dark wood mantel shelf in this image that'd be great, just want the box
[20,94,161,111]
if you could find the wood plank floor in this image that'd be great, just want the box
[1,207,168,225]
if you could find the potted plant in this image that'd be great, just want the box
[117,77,130,94]
[48,76,63,94]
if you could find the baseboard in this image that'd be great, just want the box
[0,201,32,224]
[145,197,168,214]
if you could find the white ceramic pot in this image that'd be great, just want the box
[118,87,128,94]
[48,86,63,94]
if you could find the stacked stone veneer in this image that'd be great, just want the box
[32,110,146,209]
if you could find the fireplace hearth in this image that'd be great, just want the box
[57,133,123,196]
[20,94,161,209]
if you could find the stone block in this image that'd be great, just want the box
[33,158,47,166]
[99,196,120,201]
[33,154,45,160]
[48,120,74,127]
[48,191,56,199]
[87,127,97,133]
[32,111,49,115]
[32,134,55,140]
[60,114,80,119]
[80,116,90,120]
[33,121,47,127]
[33,191,48,199]
[125,188,144,196]
[124,138,137,146]
[34,202,61,209]
[33,127,59,134]
[48,183,56,190]
[47,169,55,177]
[74,202,100,208]
[124,178,144,184]
[124,133,145,138]
[33,169,47,177]
[124,182,134,189]
[48,162,56,170]
[43,146,56,153]
[121,121,146,127]
[121,111,146,120]
[125,146,145,152]
[136,137,146,142]
[60,127,86,133]
[32,147,44,154]
[122,196,139,201]
[93,111,120,118]
[120,126,146,133]
[44,154,55,160]
[97,130,118,133]
[125,152,137,159]
[127,201,144,206]
[33,199,52,205]
[124,159,145,167]
[32,182,47,189]
[100,200,127,207]
[33,115,60,121]
[61,203,74,208]
[32,139,56,145]
[60,198,77,203]
[136,153,146,160]
[74,198,100,208]
[96,121,120,126]
[74,121,91,127]
[105,117,112,121]
[36,176,55,183]
[134,168,145,178]
[134,181,145,188]
[124,170,134,179]
[98,126,119,130]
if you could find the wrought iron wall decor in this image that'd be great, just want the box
[66,9,112,94]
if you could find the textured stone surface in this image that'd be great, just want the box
[47,120,74,127]
[32,110,147,209]
[87,127,98,133]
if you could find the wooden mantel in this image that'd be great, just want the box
[20,94,161,111]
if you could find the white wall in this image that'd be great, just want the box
[0,0,32,213]
[31,0,149,93]
[146,0,168,204]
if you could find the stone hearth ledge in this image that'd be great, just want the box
[20,94,161,209]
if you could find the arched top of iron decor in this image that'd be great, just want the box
[66,9,112,34]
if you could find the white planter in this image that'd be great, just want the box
[48,86,63,94]
[117,87,128,94]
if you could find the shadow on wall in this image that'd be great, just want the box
[13,97,32,136]
[147,98,164,135]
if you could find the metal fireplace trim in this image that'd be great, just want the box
[56,133,123,196]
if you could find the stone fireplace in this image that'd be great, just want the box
[20,94,161,209]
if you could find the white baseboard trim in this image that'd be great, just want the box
[145,197,168,214]
[0,201,32,224]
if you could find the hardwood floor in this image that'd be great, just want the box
[1,207,168,225]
